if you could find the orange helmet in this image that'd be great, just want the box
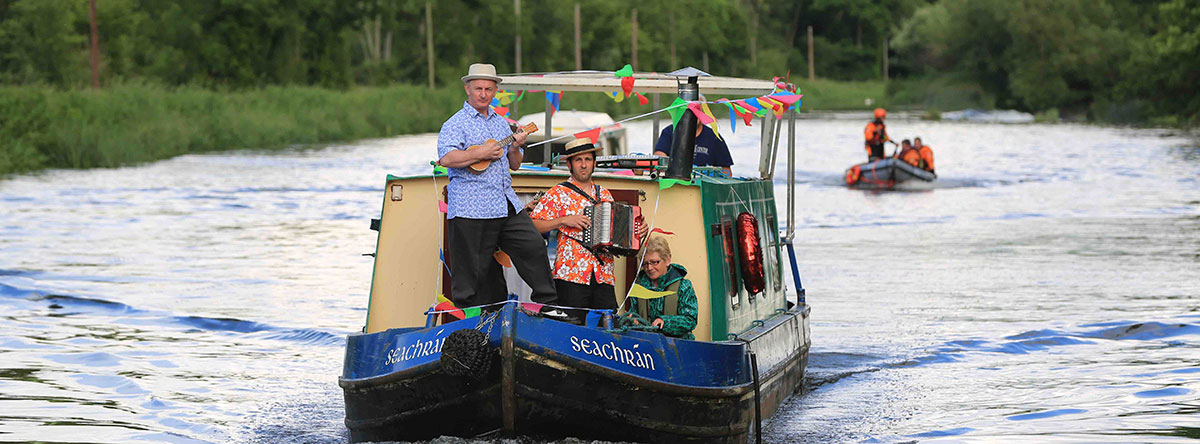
[874,108,887,119]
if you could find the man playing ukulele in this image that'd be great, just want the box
[436,63,566,319]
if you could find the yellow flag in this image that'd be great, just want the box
[627,283,674,299]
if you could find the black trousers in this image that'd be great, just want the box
[554,276,616,320]
[868,143,885,161]
[448,203,557,308]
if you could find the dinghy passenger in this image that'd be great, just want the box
[913,137,936,176]
[531,138,649,322]
[436,62,568,320]
[653,124,733,177]
[864,108,891,161]
[629,236,698,340]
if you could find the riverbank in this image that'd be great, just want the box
[0,80,891,177]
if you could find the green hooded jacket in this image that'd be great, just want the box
[630,263,698,340]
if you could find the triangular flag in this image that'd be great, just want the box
[651,228,675,235]
[574,127,602,144]
[546,91,560,114]
[738,98,760,111]
[635,93,649,105]
[496,91,515,106]
[463,307,481,318]
[720,101,737,133]
[434,301,465,320]
[608,91,625,103]
[490,97,500,107]
[688,102,715,125]
[493,106,509,117]
[627,283,674,300]
[614,64,633,77]
[621,76,635,97]
[700,101,721,140]
[768,93,802,106]
[667,97,688,126]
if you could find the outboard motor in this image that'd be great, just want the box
[665,68,708,180]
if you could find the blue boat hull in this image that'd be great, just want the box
[339,304,809,443]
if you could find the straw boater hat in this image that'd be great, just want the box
[461,63,503,84]
[561,138,601,160]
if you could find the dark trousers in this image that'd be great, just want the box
[868,143,884,161]
[448,203,557,308]
[554,276,616,320]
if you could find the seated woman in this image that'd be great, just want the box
[628,236,698,339]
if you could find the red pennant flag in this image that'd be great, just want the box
[493,106,509,117]
[635,93,649,106]
[621,76,635,97]
[574,127,602,144]
[651,228,675,235]
[740,108,755,126]
[435,301,465,320]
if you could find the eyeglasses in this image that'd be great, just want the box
[642,259,663,267]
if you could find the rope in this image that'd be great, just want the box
[617,189,663,310]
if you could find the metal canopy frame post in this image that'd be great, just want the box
[543,99,553,167]
[785,110,795,242]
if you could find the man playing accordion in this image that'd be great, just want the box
[531,138,649,322]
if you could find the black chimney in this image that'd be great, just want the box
[665,75,700,180]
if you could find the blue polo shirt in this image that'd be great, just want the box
[654,125,734,167]
[437,101,523,219]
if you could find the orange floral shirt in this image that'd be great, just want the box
[530,179,615,285]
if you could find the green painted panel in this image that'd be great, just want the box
[699,176,787,340]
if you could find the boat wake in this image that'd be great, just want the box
[0,274,345,347]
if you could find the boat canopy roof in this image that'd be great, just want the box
[499,70,776,97]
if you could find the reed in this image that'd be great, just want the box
[0,79,895,177]
[0,82,466,176]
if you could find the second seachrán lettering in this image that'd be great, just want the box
[570,335,656,371]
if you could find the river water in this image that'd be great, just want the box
[1,116,1197,443]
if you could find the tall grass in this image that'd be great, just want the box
[0,79,896,176]
[0,82,466,176]
[792,79,888,111]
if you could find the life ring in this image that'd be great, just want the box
[845,165,861,186]
[735,212,766,295]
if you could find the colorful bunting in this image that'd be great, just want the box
[687,102,715,125]
[667,97,688,126]
[438,201,448,213]
[496,91,515,106]
[492,106,509,117]
[651,228,675,235]
[635,93,649,105]
[719,101,738,133]
[608,91,625,103]
[700,101,721,140]
[545,91,561,115]
[621,76,635,97]
[614,64,634,77]
[574,127,602,144]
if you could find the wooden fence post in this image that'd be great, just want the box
[575,4,582,70]
[89,0,100,88]
[807,26,814,82]
[426,2,435,88]
[631,9,638,71]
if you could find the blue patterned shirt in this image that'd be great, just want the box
[437,101,523,219]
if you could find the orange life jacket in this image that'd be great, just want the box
[918,146,934,171]
[864,122,887,147]
[899,147,921,167]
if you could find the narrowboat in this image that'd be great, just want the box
[339,68,811,443]
[844,157,936,190]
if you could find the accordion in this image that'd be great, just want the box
[580,202,642,256]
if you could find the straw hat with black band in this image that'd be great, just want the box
[560,138,601,162]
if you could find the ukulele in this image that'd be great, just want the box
[468,122,539,173]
